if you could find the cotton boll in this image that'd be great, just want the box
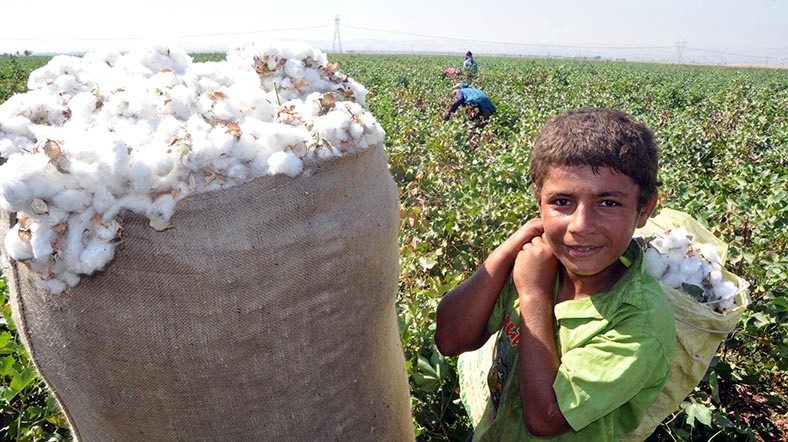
[0,133,35,158]
[78,238,115,275]
[149,194,176,221]
[53,74,81,97]
[667,228,691,251]
[127,161,153,193]
[125,45,192,76]
[697,243,721,265]
[0,116,35,140]
[225,163,249,182]
[28,222,57,260]
[0,179,32,212]
[60,270,81,288]
[644,247,669,278]
[27,55,83,90]
[667,249,685,268]
[709,269,723,285]
[211,99,239,121]
[67,91,103,124]
[684,268,705,287]
[94,218,121,241]
[161,84,196,120]
[713,280,738,301]
[718,298,736,312]
[680,255,703,277]
[361,122,385,149]
[105,194,153,219]
[650,235,670,254]
[267,151,303,177]
[125,87,159,120]
[345,80,369,107]
[4,225,34,260]
[89,187,118,214]
[38,278,67,295]
[661,270,685,289]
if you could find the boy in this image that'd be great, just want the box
[435,108,676,441]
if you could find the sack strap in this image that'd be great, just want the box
[673,315,738,335]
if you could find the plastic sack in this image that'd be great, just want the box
[621,208,750,441]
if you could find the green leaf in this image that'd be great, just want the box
[681,283,708,302]
[681,400,713,428]
[418,255,438,271]
[416,355,438,377]
[747,312,771,330]
[1,355,14,376]
[10,365,38,393]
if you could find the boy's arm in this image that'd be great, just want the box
[435,219,544,356]
[513,234,572,436]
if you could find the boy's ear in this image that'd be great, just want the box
[636,193,658,228]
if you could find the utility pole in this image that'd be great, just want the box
[675,39,686,64]
[333,15,343,54]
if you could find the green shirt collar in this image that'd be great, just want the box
[554,241,646,320]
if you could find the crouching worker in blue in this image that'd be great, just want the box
[435,108,676,441]
[443,83,496,122]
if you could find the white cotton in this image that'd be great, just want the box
[4,225,34,260]
[697,243,721,265]
[29,223,56,260]
[94,219,121,241]
[78,238,115,275]
[149,194,176,221]
[38,278,67,295]
[644,247,669,278]
[661,270,685,289]
[267,151,303,177]
[718,298,737,312]
[713,280,738,300]
[68,92,102,124]
[667,249,685,268]
[0,41,384,294]
[667,228,691,250]
[679,255,703,277]
[650,236,670,254]
[709,269,723,285]
[0,178,32,210]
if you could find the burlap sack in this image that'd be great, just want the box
[0,145,414,442]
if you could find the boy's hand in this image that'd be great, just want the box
[513,234,559,300]
[507,218,545,250]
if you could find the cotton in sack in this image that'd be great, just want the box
[0,42,414,442]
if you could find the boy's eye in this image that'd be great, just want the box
[600,200,619,207]
[552,198,571,206]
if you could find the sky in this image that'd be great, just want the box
[1,0,786,66]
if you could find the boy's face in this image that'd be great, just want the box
[538,165,655,286]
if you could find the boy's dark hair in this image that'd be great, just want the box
[529,107,659,208]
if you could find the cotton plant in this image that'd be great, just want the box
[638,227,741,313]
[0,41,386,295]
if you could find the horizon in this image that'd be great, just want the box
[1,0,786,67]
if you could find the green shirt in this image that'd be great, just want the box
[474,241,676,441]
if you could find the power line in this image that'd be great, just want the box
[342,24,672,51]
[0,25,333,43]
[180,25,331,39]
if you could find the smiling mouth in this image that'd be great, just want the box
[567,245,601,255]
